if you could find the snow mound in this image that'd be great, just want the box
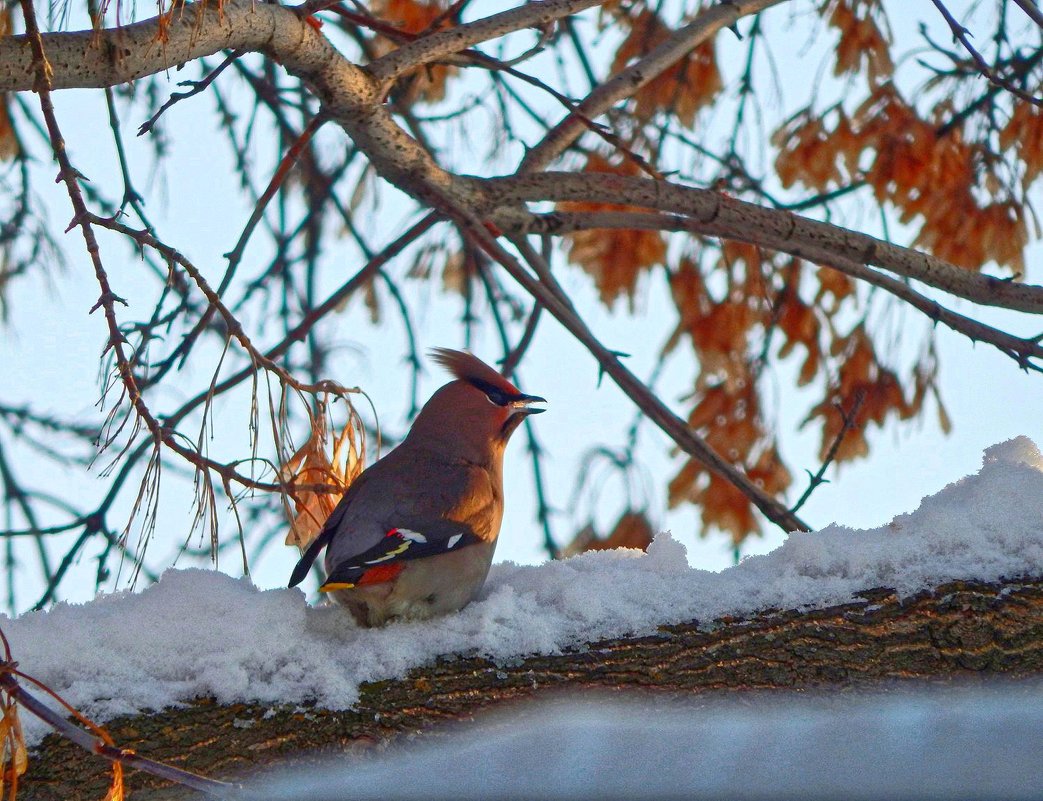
[10,437,1043,745]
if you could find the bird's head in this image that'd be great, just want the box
[405,348,546,460]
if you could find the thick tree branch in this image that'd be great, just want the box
[21,575,1043,800]
[507,209,1043,369]
[484,177,1043,313]
[367,0,605,91]
[0,2,312,90]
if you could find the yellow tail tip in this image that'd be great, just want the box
[319,582,355,592]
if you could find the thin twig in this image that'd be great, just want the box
[929,0,1043,106]
[0,661,237,797]
[501,301,542,379]
[138,49,243,136]
[789,390,867,515]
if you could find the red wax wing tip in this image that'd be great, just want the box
[304,14,323,30]
[429,348,520,396]
[356,563,405,585]
[483,221,503,237]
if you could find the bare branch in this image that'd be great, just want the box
[483,179,1043,313]
[503,208,1043,369]
[1,660,238,798]
[0,2,319,91]
[929,0,1043,106]
[519,0,787,172]
[367,0,606,91]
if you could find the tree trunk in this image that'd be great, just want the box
[21,576,1043,800]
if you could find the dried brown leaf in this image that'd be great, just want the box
[0,699,27,799]
[282,407,364,550]
[559,154,667,308]
[103,764,125,801]
[610,11,721,126]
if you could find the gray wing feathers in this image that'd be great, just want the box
[323,448,499,575]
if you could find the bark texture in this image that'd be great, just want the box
[20,575,1043,800]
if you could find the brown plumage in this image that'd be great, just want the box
[288,348,545,626]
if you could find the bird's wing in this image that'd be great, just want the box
[288,452,498,589]
[319,520,482,592]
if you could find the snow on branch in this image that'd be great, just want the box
[10,438,1043,747]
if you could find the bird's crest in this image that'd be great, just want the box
[430,348,520,396]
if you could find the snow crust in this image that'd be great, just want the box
[10,436,1043,745]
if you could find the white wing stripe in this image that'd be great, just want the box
[398,528,428,543]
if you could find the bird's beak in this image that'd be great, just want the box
[500,394,546,440]
[509,394,547,415]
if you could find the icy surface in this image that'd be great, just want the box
[251,682,1043,801]
[10,437,1043,745]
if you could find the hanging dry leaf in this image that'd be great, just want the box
[773,111,846,191]
[698,473,758,543]
[282,405,365,551]
[103,763,125,801]
[363,278,382,324]
[667,258,766,387]
[1001,102,1043,187]
[610,10,721,127]
[814,266,856,311]
[0,104,15,161]
[0,7,18,161]
[804,326,916,463]
[775,277,822,388]
[934,385,952,435]
[825,0,894,85]
[559,154,667,308]
[561,522,597,558]
[670,445,790,543]
[0,698,27,798]
[440,251,471,296]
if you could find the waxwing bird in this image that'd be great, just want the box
[288,348,545,627]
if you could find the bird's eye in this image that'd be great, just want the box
[484,388,509,406]
[467,377,511,406]
[469,379,508,406]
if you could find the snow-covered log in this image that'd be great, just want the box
[20,574,1043,800]
[15,437,1043,799]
